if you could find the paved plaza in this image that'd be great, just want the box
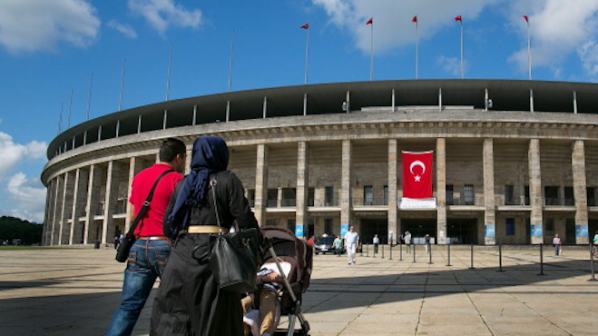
[1,244,598,336]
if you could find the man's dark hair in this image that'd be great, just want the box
[159,138,186,162]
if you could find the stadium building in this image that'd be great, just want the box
[41,79,598,246]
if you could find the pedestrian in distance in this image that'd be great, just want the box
[373,234,380,255]
[552,234,562,256]
[105,138,186,336]
[344,226,359,265]
[404,231,412,253]
[593,230,598,257]
[333,235,343,257]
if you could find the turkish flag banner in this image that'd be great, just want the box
[402,151,433,199]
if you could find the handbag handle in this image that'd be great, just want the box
[126,169,175,236]
[210,177,239,233]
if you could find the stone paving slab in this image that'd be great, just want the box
[0,245,597,336]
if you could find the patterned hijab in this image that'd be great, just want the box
[167,136,229,235]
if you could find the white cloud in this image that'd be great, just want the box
[6,173,46,223]
[107,20,138,39]
[508,0,598,75]
[578,40,598,79]
[0,0,100,54]
[311,0,500,54]
[128,0,202,35]
[0,132,47,179]
[437,56,462,77]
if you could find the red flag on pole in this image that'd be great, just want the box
[402,151,433,199]
[412,16,417,23]
[300,23,309,29]
[523,15,529,23]
[366,18,373,25]
[454,15,462,22]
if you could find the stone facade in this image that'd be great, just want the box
[41,80,598,246]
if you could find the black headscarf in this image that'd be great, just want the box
[166,136,229,237]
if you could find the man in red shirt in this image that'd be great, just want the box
[106,138,186,336]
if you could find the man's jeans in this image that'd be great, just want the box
[106,239,171,336]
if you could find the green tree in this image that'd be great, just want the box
[0,216,43,245]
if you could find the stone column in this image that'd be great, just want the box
[255,144,269,226]
[50,175,62,246]
[296,141,308,238]
[572,140,589,244]
[388,139,398,244]
[528,139,543,244]
[483,138,496,245]
[436,138,447,244]
[103,161,121,244]
[42,179,56,245]
[84,164,99,245]
[69,169,80,245]
[340,140,352,229]
[58,172,70,245]
[74,168,90,245]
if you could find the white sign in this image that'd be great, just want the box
[398,197,437,210]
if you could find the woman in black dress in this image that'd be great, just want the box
[151,135,259,336]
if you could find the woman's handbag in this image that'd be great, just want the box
[208,178,262,293]
[115,169,174,262]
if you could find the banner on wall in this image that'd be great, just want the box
[295,225,304,239]
[400,150,436,209]
[530,224,543,237]
[576,225,588,238]
[485,224,495,238]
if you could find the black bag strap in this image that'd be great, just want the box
[211,176,239,233]
[126,169,175,236]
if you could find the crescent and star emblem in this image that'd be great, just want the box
[409,160,426,182]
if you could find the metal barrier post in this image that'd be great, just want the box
[428,244,433,264]
[589,243,597,282]
[366,243,369,257]
[468,243,475,269]
[382,244,385,259]
[498,243,504,272]
[389,243,392,260]
[413,244,416,263]
[399,242,403,261]
[540,243,545,275]
[446,242,452,266]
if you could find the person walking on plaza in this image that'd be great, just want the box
[424,234,431,254]
[552,234,562,256]
[344,226,359,265]
[404,231,412,253]
[373,234,380,255]
[106,138,186,336]
[151,136,259,336]
[333,235,343,256]
[593,230,598,257]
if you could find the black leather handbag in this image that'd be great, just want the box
[208,178,262,293]
[115,169,174,263]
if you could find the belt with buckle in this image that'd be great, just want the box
[185,225,228,234]
[137,236,170,241]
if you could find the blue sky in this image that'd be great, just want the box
[2,0,598,223]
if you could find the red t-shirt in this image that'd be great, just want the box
[130,163,183,237]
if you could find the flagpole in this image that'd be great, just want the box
[166,44,173,101]
[525,16,532,80]
[67,89,73,128]
[413,16,419,79]
[305,26,309,85]
[119,58,126,111]
[460,18,464,79]
[228,31,235,91]
[369,18,374,81]
[86,74,93,121]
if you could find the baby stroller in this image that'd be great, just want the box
[256,226,313,336]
